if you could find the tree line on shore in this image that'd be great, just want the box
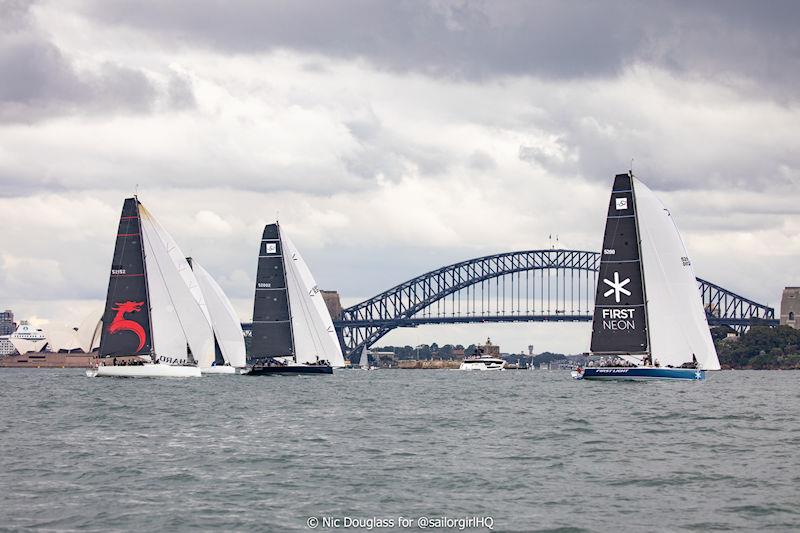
[713,325,800,369]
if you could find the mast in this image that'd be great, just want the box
[629,175,652,359]
[278,223,297,362]
[137,197,156,362]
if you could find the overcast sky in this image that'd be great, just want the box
[1,0,798,354]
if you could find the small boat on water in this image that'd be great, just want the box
[88,197,221,378]
[573,172,720,381]
[358,345,376,370]
[459,354,506,371]
[459,337,506,370]
[246,223,345,376]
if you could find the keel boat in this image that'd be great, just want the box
[573,173,720,381]
[247,223,345,376]
[358,345,376,370]
[88,197,217,378]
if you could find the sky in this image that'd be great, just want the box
[1,0,798,354]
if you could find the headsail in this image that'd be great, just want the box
[99,198,154,358]
[139,204,215,367]
[282,231,346,367]
[250,223,294,362]
[590,173,649,362]
[139,205,215,367]
[634,178,720,370]
[192,260,247,368]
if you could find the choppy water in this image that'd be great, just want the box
[0,369,799,532]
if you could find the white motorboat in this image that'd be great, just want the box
[459,354,506,371]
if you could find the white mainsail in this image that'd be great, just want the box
[359,345,369,369]
[281,231,345,367]
[192,261,247,368]
[139,205,215,366]
[635,178,720,370]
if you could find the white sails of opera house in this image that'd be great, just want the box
[97,197,245,369]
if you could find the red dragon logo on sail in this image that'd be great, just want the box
[108,301,147,351]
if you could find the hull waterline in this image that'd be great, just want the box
[87,363,202,378]
[246,364,333,376]
[200,366,238,375]
[573,367,706,381]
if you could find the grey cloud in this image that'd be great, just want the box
[0,1,195,122]
[80,0,800,98]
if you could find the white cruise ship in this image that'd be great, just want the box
[0,322,47,355]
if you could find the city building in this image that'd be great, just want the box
[0,321,47,356]
[0,309,14,355]
[0,336,13,356]
[479,337,500,357]
[0,309,14,335]
[780,287,800,329]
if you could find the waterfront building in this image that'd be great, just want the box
[0,336,13,356]
[479,337,500,357]
[0,310,14,335]
[0,310,14,355]
[0,321,47,355]
[780,287,800,329]
[321,290,343,320]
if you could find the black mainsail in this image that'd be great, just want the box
[98,197,154,358]
[590,173,649,356]
[250,223,295,363]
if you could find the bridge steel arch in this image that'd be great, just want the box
[335,249,776,358]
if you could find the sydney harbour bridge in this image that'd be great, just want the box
[243,249,777,359]
[332,249,775,359]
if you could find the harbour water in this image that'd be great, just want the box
[1,369,798,532]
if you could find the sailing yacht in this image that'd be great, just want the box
[573,173,720,381]
[88,197,216,378]
[359,345,376,370]
[247,223,345,375]
[188,258,247,374]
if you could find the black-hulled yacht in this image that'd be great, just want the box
[247,223,345,375]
